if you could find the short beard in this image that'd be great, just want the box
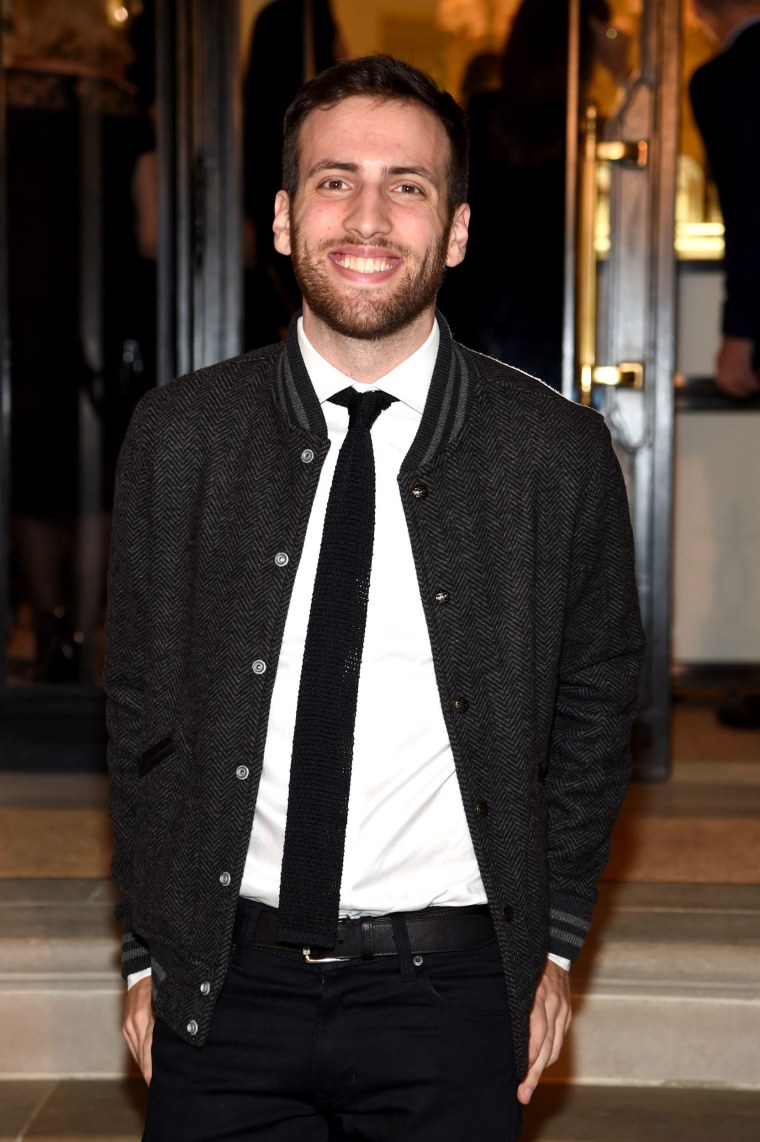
[290,229,450,341]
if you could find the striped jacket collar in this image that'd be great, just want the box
[274,309,473,472]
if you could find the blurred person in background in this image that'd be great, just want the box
[242,0,346,347]
[690,0,760,401]
[442,0,630,390]
[6,0,155,682]
[690,0,760,731]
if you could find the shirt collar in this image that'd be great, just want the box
[725,14,760,48]
[296,316,440,416]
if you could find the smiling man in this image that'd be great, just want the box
[106,55,644,1142]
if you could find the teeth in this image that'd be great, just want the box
[334,255,397,273]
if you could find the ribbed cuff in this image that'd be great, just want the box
[548,894,595,962]
[121,926,151,980]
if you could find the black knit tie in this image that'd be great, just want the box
[276,387,397,949]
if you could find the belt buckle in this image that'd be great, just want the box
[302,946,350,964]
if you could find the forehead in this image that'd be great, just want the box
[297,95,451,181]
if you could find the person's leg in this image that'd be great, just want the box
[143,947,331,1142]
[324,940,522,1141]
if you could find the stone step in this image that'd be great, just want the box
[1,879,759,1086]
[556,881,760,1088]
[1,1079,759,1141]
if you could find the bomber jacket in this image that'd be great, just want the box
[105,313,645,1075]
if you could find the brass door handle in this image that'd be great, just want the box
[596,140,648,167]
[576,105,648,405]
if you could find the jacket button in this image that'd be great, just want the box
[274,552,289,567]
[410,483,428,500]
[199,981,211,995]
[187,1020,199,1035]
[251,659,267,675]
[502,904,514,923]
[452,696,469,714]
[475,801,489,817]
[301,448,315,463]
[434,590,451,606]
[219,871,231,886]
[236,765,250,780]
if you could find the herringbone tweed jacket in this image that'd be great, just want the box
[105,312,644,1077]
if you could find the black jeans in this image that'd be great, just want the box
[144,925,522,1140]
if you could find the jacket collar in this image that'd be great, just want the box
[274,309,473,472]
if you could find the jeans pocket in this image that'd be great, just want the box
[416,942,511,1022]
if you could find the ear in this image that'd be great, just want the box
[445,203,470,268]
[273,191,292,256]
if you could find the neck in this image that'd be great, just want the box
[302,305,437,383]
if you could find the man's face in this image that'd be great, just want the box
[273,96,469,341]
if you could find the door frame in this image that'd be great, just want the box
[564,0,681,781]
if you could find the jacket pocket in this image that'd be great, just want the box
[138,735,176,779]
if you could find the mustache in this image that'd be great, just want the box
[314,236,411,258]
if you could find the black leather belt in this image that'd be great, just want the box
[237,903,494,963]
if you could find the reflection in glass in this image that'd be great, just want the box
[4,0,156,685]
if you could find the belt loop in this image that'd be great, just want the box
[360,918,374,961]
[390,913,415,981]
[235,898,264,949]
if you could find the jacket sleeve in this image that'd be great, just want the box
[104,397,155,978]
[546,423,645,961]
[690,62,760,343]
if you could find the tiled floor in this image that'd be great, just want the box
[0,1078,145,1141]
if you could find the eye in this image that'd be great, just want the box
[318,177,348,191]
[394,182,424,195]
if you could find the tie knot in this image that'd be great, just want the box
[330,387,397,431]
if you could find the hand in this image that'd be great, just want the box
[715,337,760,399]
[517,960,572,1106]
[123,976,155,1085]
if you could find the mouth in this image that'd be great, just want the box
[328,248,402,282]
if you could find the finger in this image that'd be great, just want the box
[526,1001,548,1067]
[122,1022,139,1066]
[140,1017,154,1085]
[518,1033,554,1105]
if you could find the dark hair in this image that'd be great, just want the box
[282,54,469,214]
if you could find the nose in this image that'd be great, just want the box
[343,184,391,240]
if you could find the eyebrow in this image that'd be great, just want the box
[306,160,439,187]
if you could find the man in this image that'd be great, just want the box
[690,0,760,399]
[106,55,644,1141]
[690,2,760,731]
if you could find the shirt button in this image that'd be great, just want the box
[301,448,315,463]
[199,981,211,995]
[434,590,451,606]
[251,659,267,675]
[274,552,289,567]
[410,483,428,500]
[452,696,469,714]
[187,1020,199,1035]
[236,765,250,780]
[502,904,514,923]
[219,871,231,886]
[475,801,489,817]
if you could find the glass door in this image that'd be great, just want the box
[570,0,681,779]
